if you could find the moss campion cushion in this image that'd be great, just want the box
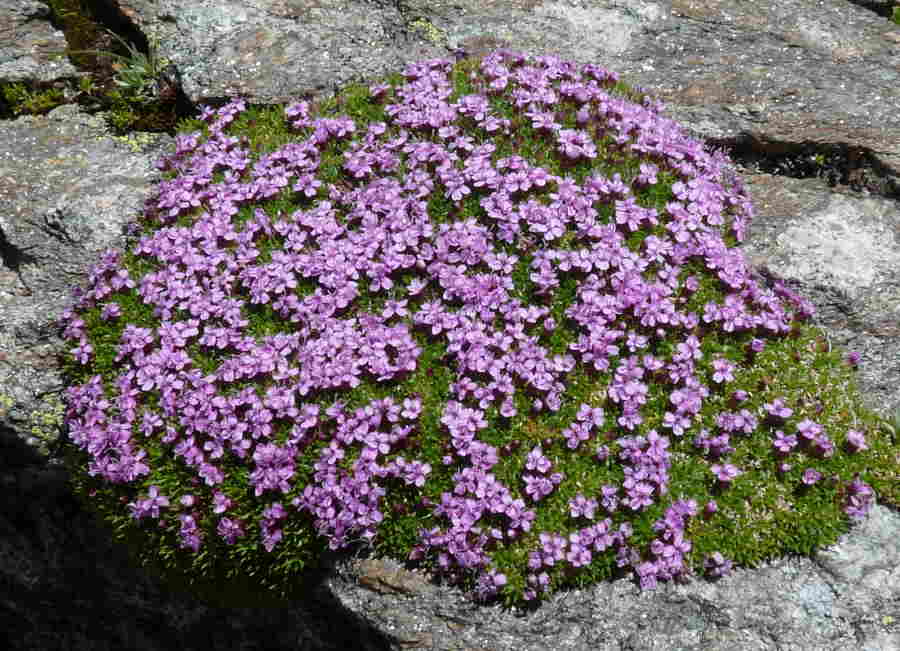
[58,49,895,608]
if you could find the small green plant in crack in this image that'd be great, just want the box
[878,406,900,442]
[0,82,66,116]
[36,22,183,134]
[58,28,171,103]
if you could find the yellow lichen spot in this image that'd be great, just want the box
[0,392,14,416]
[409,17,448,47]
[26,394,67,456]
[111,131,162,153]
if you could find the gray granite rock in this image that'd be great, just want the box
[0,0,78,83]
[0,1,898,649]
[332,502,900,650]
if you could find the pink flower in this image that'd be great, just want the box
[711,463,741,483]
[801,468,822,485]
[845,429,868,453]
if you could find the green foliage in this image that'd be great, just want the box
[0,82,66,116]
[60,53,900,609]
[60,441,328,608]
[61,28,171,103]
[46,24,177,133]
[44,0,107,70]
[9,0,187,132]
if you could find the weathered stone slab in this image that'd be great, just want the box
[106,0,900,178]
[333,502,900,649]
[0,0,78,83]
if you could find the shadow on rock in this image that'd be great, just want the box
[0,431,395,651]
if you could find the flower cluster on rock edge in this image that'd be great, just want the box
[59,49,884,606]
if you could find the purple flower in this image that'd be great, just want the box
[569,493,598,520]
[563,421,592,450]
[796,419,824,442]
[711,358,735,384]
[711,463,741,483]
[250,443,297,496]
[401,396,423,420]
[801,468,822,485]
[566,532,592,567]
[177,513,204,552]
[717,408,758,435]
[556,128,598,160]
[635,162,659,187]
[528,110,558,131]
[538,532,567,567]
[845,429,868,453]
[72,339,94,364]
[772,430,798,454]
[843,476,874,521]
[212,490,234,514]
[101,302,122,320]
[704,551,733,578]
[128,485,170,520]
[663,410,692,437]
[764,398,794,421]
[217,517,246,544]
[811,435,835,459]
[525,446,552,474]
[595,444,610,462]
[600,484,620,513]
[623,481,655,511]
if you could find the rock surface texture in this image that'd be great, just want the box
[1,0,899,649]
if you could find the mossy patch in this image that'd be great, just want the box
[57,50,900,609]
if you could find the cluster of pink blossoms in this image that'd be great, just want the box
[60,48,876,603]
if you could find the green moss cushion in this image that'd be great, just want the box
[58,49,898,608]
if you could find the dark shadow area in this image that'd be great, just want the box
[845,0,899,20]
[706,132,900,200]
[0,424,50,469]
[0,227,38,294]
[0,421,398,651]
